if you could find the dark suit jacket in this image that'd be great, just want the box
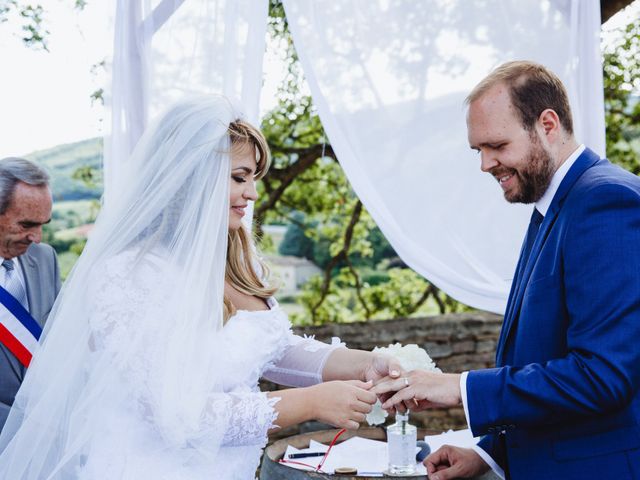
[0,243,60,431]
[467,148,640,479]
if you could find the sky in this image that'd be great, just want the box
[0,1,109,158]
[0,0,638,159]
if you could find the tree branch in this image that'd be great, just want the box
[310,200,363,322]
[346,259,372,320]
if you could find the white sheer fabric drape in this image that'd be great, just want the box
[105,0,268,201]
[282,0,605,313]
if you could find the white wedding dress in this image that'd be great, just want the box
[77,250,341,480]
[0,97,339,480]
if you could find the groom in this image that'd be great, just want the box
[374,61,640,479]
[0,157,61,432]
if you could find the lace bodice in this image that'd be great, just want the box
[80,251,342,479]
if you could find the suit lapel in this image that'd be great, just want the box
[496,148,601,366]
[495,246,527,363]
[17,249,39,322]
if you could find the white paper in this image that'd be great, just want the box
[281,436,427,476]
[423,428,479,454]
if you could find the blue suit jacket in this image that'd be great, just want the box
[467,148,640,479]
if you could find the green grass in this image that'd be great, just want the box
[57,251,80,281]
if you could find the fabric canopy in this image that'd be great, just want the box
[107,0,605,314]
[105,0,268,200]
[282,0,605,313]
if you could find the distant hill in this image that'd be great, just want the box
[26,137,103,202]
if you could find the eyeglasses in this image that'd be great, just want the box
[278,428,347,473]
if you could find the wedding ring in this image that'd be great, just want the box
[403,377,410,387]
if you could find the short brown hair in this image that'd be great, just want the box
[465,60,574,135]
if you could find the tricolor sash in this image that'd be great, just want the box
[0,285,41,367]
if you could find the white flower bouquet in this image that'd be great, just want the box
[366,343,441,425]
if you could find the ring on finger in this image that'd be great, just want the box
[403,377,410,387]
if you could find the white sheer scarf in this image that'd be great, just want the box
[106,0,268,202]
[0,96,240,478]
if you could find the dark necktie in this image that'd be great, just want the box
[500,207,545,363]
[522,208,544,267]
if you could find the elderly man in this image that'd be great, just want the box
[0,157,60,432]
[374,61,640,479]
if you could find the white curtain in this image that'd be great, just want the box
[105,0,269,200]
[282,0,605,313]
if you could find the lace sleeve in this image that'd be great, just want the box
[87,254,279,447]
[202,392,280,446]
[262,333,346,387]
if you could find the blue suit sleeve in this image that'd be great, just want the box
[477,433,506,471]
[467,182,640,435]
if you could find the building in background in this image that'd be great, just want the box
[264,254,321,296]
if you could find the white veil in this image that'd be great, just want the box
[0,96,240,478]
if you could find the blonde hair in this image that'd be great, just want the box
[223,119,277,321]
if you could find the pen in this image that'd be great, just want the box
[287,451,326,459]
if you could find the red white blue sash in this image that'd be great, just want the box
[0,285,41,367]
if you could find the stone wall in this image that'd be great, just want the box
[264,311,503,439]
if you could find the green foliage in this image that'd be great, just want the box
[0,1,49,50]
[1,1,88,50]
[27,137,103,201]
[603,14,640,172]
[42,224,75,252]
[25,1,640,325]
[292,268,469,325]
[57,251,80,281]
[278,212,315,259]
[27,137,100,260]
[259,1,464,324]
[69,239,87,256]
[264,4,640,324]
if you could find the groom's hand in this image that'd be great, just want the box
[372,370,462,411]
[425,445,490,480]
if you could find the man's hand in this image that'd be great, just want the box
[371,370,462,411]
[425,445,490,480]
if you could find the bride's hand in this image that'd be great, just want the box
[308,380,377,430]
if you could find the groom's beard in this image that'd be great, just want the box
[505,135,555,204]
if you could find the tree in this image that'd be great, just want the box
[258,1,461,324]
[0,1,86,50]
[259,0,640,324]
[603,11,640,173]
[13,0,637,324]
[278,211,315,260]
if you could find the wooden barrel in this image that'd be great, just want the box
[260,427,499,479]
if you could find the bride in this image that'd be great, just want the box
[0,96,401,479]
